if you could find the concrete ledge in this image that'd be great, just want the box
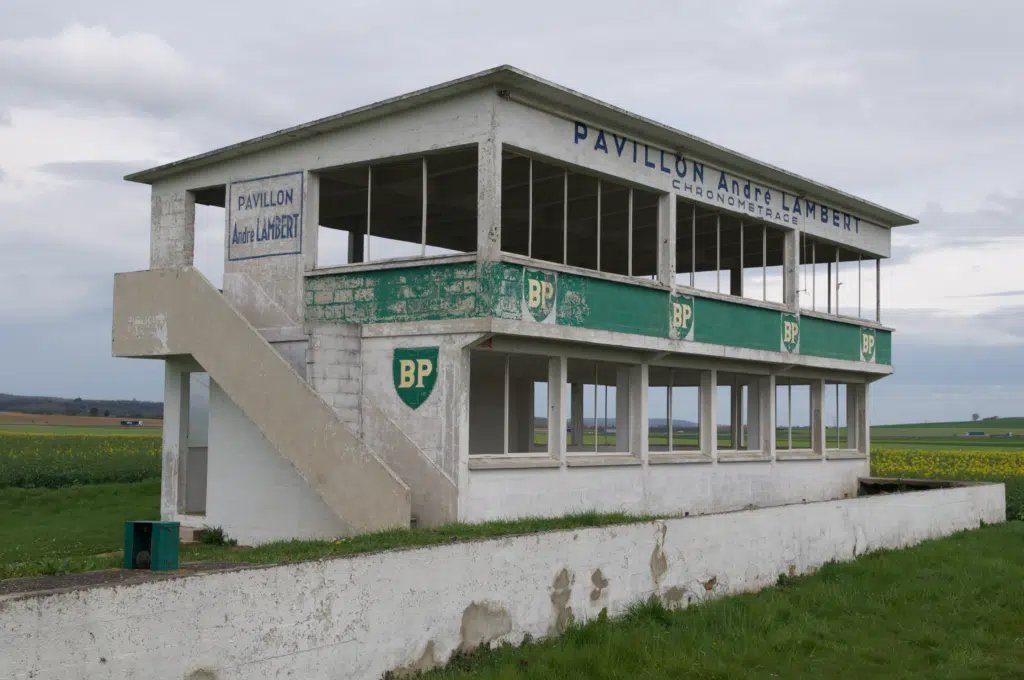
[565,454,642,468]
[776,450,821,462]
[826,451,868,460]
[648,452,712,465]
[717,452,771,463]
[468,455,561,470]
[1,484,1004,680]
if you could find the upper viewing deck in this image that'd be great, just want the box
[126,66,915,373]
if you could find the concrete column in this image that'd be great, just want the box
[760,375,775,456]
[783,229,799,308]
[477,134,502,261]
[657,194,677,286]
[730,268,743,297]
[859,383,871,455]
[510,376,533,453]
[846,384,858,450]
[570,382,584,448]
[150,190,196,269]
[811,379,825,454]
[701,369,717,459]
[616,366,632,452]
[304,171,320,272]
[548,356,566,460]
[634,364,648,463]
[745,379,759,451]
[161,361,191,519]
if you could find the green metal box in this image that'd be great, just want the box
[123,521,179,571]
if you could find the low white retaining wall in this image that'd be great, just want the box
[0,484,1005,680]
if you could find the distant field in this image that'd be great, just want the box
[0,412,161,436]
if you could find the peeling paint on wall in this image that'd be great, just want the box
[306,262,892,364]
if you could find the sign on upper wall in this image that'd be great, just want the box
[568,121,890,257]
[227,171,304,261]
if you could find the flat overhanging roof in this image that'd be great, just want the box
[126,65,918,229]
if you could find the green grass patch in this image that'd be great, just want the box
[426,522,1024,679]
[0,432,161,488]
[0,480,665,579]
[0,480,159,579]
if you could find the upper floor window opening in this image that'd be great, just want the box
[314,146,478,269]
[501,149,660,280]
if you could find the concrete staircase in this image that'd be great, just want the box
[112,267,411,534]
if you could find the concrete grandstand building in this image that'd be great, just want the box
[112,66,916,544]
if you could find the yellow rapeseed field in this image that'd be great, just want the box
[872,449,1024,481]
[0,433,160,488]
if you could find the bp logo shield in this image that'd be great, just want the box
[860,328,876,363]
[670,294,695,341]
[393,347,439,409]
[523,269,556,322]
[781,314,800,353]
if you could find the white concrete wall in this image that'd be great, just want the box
[463,459,868,522]
[360,332,478,482]
[205,381,346,544]
[308,323,363,435]
[1,485,1003,680]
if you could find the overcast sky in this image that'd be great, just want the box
[0,0,1021,424]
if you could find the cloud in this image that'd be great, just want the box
[0,108,10,126]
[0,24,292,129]
[0,167,5,182]
[954,290,1024,299]
[36,160,157,183]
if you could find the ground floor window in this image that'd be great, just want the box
[717,371,765,452]
[468,351,550,455]
[775,379,813,451]
[647,366,702,452]
[565,358,633,454]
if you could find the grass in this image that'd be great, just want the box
[0,480,663,579]
[0,432,161,488]
[424,522,1024,679]
[0,480,159,578]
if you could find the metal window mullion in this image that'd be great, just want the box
[366,166,372,261]
[876,258,881,323]
[420,157,427,257]
[596,180,602,272]
[739,220,744,297]
[858,253,862,318]
[593,365,599,452]
[762,225,767,301]
[811,241,816,311]
[690,205,696,287]
[716,215,721,293]
[667,371,674,452]
[788,380,793,450]
[503,355,510,455]
[563,171,568,265]
[527,158,533,259]
[835,248,840,316]
[627,189,633,277]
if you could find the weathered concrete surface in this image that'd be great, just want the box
[0,485,1003,680]
[112,267,411,535]
[363,399,458,527]
[462,459,867,522]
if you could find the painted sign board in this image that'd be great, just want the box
[523,269,557,323]
[393,347,439,409]
[227,171,304,261]
[781,314,800,354]
[569,120,890,257]
[670,294,695,341]
[860,328,876,363]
